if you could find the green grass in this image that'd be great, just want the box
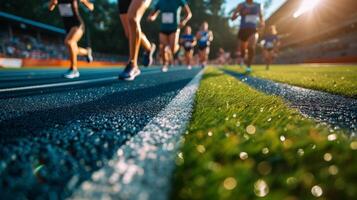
[225,65,357,98]
[171,67,357,200]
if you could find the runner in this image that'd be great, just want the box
[196,22,213,68]
[261,25,280,70]
[179,26,196,69]
[118,0,156,81]
[148,0,192,72]
[231,0,264,73]
[49,0,94,79]
[117,0,156,69]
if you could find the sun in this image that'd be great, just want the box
[293,0,321,18]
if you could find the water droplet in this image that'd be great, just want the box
[280,135,286,142]
[254,179,269,197]
[286,177,297,186]
[262,147,269,155]
[239,152,248,160]
[327,134,337,141]
[233,114,237,118]
[223,177,237,190]
[267,118,272,122]
[246,125,256,135]
[350,141,357,150]
[208,131,213,137]
[311,185,323,197]
[257,161,272,175]
[236,121,241,127]
[196,145,206,154]
[323,153,332,162]
[328,165,339,175]
[297,148,304,156]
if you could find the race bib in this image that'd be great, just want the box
[162,12,174,24]
[184,41,192,48]
[58,4,74,17]
[245,15,258,24]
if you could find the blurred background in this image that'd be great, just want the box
[0,0,356,67]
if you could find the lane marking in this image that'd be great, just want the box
[0,68,189,93]
[70,70,203,200]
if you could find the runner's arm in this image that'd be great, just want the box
[49,0,58,11]
[231,4,243,21]
[80,0,94,11]
[179,4,192,28]
[192,37,197,46]
[147,10,160,22]
[209,31,214,42]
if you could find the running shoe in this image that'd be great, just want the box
[245,67,252,73]
[119,62,141,81]
[162,65,169,72]
[86,47,93,63]
[64,69,80,79]
[142,43,156,67]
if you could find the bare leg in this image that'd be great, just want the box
[127,0,152,68]
[120,14,151,52]
[159,33,170,65]
[65,26,85,71]
[246,33,259,67]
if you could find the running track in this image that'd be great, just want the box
[0,67,201,199]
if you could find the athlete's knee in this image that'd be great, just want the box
[65,39,75,47]
[128,14,140,26]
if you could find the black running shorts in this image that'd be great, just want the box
[118,0,131,14]
[238,28,257,42]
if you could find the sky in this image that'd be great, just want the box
[224,0,287,18]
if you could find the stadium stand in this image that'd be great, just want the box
[257,0,357,64]
[0,11,125,67]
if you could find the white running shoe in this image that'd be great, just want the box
[64,69,80,79]
[162,66,169,72]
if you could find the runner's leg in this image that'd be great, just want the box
[127,0,152,68]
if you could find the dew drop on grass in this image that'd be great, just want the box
[236,121,241,127]
[223,177,237,190]
[286,177,297,186]
[280,135,286,142]
[297,149,304,157]
[254,179,269,197]
[324,153,333,162]
[350,141,357,150]
[196,145,206,154]
[328,134,337,141]
[328,165,339,175]
[233,113,237,118]
[262,147,269,155]
[239,152,248,160]
[208,131,213,137]
[311,185,323,197]
[246,125,256,135]
[267,118,272,122]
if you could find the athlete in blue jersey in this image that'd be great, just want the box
[148,0,192,72]
[196,22,214,68]
[231,0,264,72]
[180,26,196,69]
[49,0,94,79]
[262,25,280,70]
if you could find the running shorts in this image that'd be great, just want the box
[118,0,131,14]
[238,28,257,42]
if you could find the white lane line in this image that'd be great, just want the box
[69,70,203,200]
[0,68,188,93]
[0,76,117,93]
